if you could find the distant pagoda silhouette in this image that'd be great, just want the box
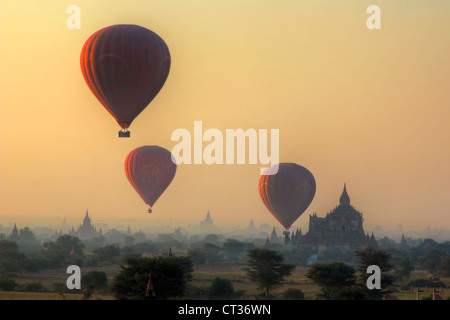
[8,223,20,241]
[69,210,102,240]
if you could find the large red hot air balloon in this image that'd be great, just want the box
[258,163,316,231]
[125,146,176,213]
[80,24,170,137]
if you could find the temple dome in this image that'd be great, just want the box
[82,210,92,227]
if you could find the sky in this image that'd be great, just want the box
[1,0,450,232]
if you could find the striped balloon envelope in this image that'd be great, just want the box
[259,163,316,230]
[125,146,177,213]
[80,24,171,137]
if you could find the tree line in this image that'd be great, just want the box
[0,228,449,299]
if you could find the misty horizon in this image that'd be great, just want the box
[2,212,450,243]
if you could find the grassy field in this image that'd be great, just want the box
[0,265,119,300]
[191,264,322,299]
[1,264,449,300]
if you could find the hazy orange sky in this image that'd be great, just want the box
[1,1,450,232]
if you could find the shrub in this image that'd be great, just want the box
[208,277,234,299]
[21,281,46,292]
[0,277,18,291]
[281,288,306,300]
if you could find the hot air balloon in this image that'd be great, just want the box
[258,163,316,232]
[80,24,171,137]
[125,146,176,213]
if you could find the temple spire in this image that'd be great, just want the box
[340,183,351,205]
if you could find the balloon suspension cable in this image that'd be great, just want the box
[118,129,130,138]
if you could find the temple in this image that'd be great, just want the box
[200,211,214,228]
[292,184,377,252]
[69,210,101,240]
[8,223,20,241]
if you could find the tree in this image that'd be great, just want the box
[131,241,159,255]
[439,255,450,277]
[0,240,26,274]
[382,247,408,267]
[409,239,439,266]
[208,277,234,299]
[121,246,140,261]
[188,243,224,266]
[82,271,108,291]
[419,249,445,273]
[17,227,41,254]
[333,286,368,300]
[0,276,18,291]
[354,247,394,299]
[222,239,254,262]
[187,247,207,265]
[246,248,295,296]
[93,244,121,263]
[396,257,414,280]
[82,236,105,252]
[53,282,71,299]
[281,288,306,300]
[306,262,357,299]
[40,235,84,267]
[202,243,224,266]
[111,256,193,300]
[22,281,46,292]
[276,245,315,265]
[82,271,108,299]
